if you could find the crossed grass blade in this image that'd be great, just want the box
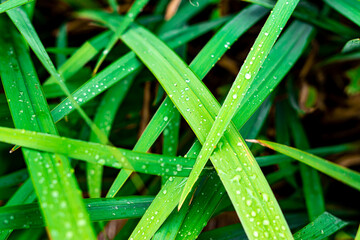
[121,23,294,240]
[126,17,314,239]
[0,126,197,177]
[0,16,96,239]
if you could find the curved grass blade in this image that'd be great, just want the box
[0,0,34,13]
[106,4,269,197]
[50,16,229,124]
[121,24,294,240]
[293,212,348,240]
[0,17,96,239]
[0,126,197,177]
[179,0,299,210]
[125,15,314,240]
[248,139,360,191]
[342,38,360,53]
[0,196,154,230]
[324,0,360,27]
[5,5,107,144]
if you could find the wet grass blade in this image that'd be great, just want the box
[44,30,113,85]
[179,0,299,210]
[0,126,197,177]
[0,17,96,239]
[324,0,360,27]
[248,139,360,191]
[50,16,228,124]
[0,196,154,230]
[0,179,35,239]
[125,16,314,240]
[0,0,33,13]
[87,74,137,198]
[293,212,348,240]
[93,0,150,73]
[157,97,273,239]
[5,5,107,143]
[121,23,294,240]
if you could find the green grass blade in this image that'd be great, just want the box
[356,225,360,240]
[0,196,154,230]
[93,0,150,73]
[50,17,228,124]
[0,126,197,177]
[287,106,325,221]
[121,24,293,240]
[124,14,313,240]
[293,212,348,240]
[0,17,96,239]
[0,179,35,239]
[44,30,113,85]
[342,38,360,53]
[87,74,137,198]
[108,0,118,12]
[248,139,360,191]
[159,98,273,240]
[5,5,107,144]
[324,0,360,27]
[55,23,67,68]
[179,0,299,209]
[107,5,268,196]
[0,169,28,188]
[0,0,34,13]
[256,142,359,167]
[246,0,358,38]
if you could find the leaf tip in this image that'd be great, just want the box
[246,139,273,149]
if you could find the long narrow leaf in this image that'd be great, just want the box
[121,23,293,240]
[248,139,360,191]
[179,0,299,207]
[0,196,153,230]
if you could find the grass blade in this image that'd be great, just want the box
[324,0,360,27]
[0,17,96,239]
[287,106,325,220]
[5,5,107,144]
[179,0,299,210]
[121,23,294,240]
[93,0,150,73]
[293,212,348,240]
[87,74,137,197]
[124,16,314,240]
[0,0,33,13]
[0,196,154,230]
[248,139,360,191]
[0,126,197,177]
